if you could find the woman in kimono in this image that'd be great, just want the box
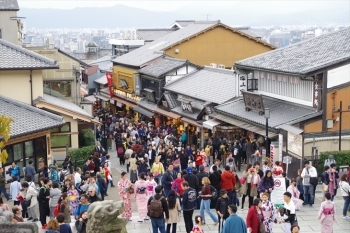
[134,172,148,222]
[261,192,277,233]
[146,172,157,199]
[118,171,133,221]
[272,161,283,177]
[317,192,336,233]
[67,183,79,215]
[287,179,303,210]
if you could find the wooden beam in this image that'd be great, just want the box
[7,131,50,145]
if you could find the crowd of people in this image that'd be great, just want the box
[0,113,350,233]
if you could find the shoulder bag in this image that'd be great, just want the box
[340,182,350,196]
[23,196,32,207]
[307,168,318,186]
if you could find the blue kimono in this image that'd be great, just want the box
[222,213,247,233]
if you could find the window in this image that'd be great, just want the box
[51,123,71,148]
[24,141,33,158]
[43,81,72,97]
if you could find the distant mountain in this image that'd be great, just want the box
[19,2,350,29]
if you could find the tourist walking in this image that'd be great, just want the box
[339,174,350,219]
[38,178,50,229]
[300,161,318,207]
[49,182,62,218]
[220,165,236,205]
[117,171,133,221]
[151,157,165,184]
[215,189,230,232]
[0,167,10,201]
[129,153,138,183]
[246,198,264,233]
[317,192,336,233]
[279,192,297,233]
[222,204,247,233]
[146,172,158,199]
[166,190,181,233]
[134,172,149,222]
[161,164,174,197]
[58,193,71,223]
[147,185,169,233]
[199,177,218,225]
[182,181,196,233]
[22,181,38,222]
[261,192,277,233]
[287,179,303,210]
[328,163,339,201]
[9,176,22,206]
[241,164,260,210]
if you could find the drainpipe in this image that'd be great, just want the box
[29,70,33,106]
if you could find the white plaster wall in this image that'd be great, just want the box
[165,65,197,84]
[327,64,350,88]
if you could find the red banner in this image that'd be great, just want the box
[106,72,114,99]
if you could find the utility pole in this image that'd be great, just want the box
[339,101,342,151]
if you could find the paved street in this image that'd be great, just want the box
[4,148,350,232]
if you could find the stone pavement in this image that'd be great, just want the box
[3,148,350,232]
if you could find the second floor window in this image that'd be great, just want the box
[44,81,72,98]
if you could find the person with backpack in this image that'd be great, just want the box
[220,165,237,206]
[324,155,336,167]
[49,165,59,183]
[147,185,169,233]
[216,189,230,232]
[49,183,62,219]
[59,165,70,185]
[56,192,71,224]
[199,177,218,225]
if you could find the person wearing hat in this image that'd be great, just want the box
[216,189,230,231]
[184,167,199,191]
[279,192,297,233]
[49,165,59,183]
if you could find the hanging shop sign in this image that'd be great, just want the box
[278,134,283,162]
[115,89,140,102]
[134,73,141,96]
[106,72,114,98]
[181,102,193,113]
[242,91,265,115]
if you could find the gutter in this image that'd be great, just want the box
[29,70,33,106]
[235,64,305,78]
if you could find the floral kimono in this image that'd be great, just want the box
[67,189,79,215]
[261,200,277,233]
[118,178,132,219]
[145,179,157,198]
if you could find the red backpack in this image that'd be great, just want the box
[117,146,124,155]
[53,203,62,217]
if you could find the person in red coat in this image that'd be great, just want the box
[220,166,236,205]
[246,198,264,233]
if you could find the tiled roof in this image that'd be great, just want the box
[304,130,350,139]
[0,39,58,70]
[0,95,65,138]
[215,97,322,129]
[172,20,196,28]
[113,21,220,67]
[164,66,236,104]
[171,106,203,120]
[163,91,179,109]
[235,27,350,75]
[94,75,107,85]
[137,28,178,41]
[138,57,188,78]
[0,0,19,11]
[33,94,92,119]
[57,49,90,67]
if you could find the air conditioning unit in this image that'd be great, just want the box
[218,64,225,69]
[210,63,217,68]
[327,119,333,129]
[175,49,179,54]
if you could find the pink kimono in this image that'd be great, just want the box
[287,185,303,210]
[118,178,132,219]
[317,201,336,233]
[145,179,157,198]
[134,180,149,220]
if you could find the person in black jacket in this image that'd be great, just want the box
[38,178,50,229]
[183,167,199,191]
[216,189,230,232]
[209,165,221,192]
[96,173,107,200]
[161,165,174,197]
[181,181,197,233]
[147,185,169,233]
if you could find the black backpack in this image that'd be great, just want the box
[59,170,68,183]
[210,185,218,200]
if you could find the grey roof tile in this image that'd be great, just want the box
[0,95,65,138]
[137,28,178,41]
[0,39,58,69]
[138,99,158,111]
[164,66,236,104]
[33,94,92,118]
[304,130,350,139]
[215,97,322,129]
[0,0,19,11]
[171,106,203,120]
[235,27,350,75]
[138,57,188,77]
[173,20,196,28]
[113,21,220,67]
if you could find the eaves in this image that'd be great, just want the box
[0,65,59,70]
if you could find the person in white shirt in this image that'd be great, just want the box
[74,168,82,186]
[339,174,350,219]
[10,176,22,206]
[105,155,115,187]
[280,191,296,233]
[300,161,318,207]
[209,159,220,173]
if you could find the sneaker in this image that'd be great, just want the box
[27,217,33,221]
[137,219,144,222]
[144,217,149,220]
[343,216,350,219]
[42,224,47,229]
[32,218,38,222]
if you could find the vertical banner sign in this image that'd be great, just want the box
[278,134,283,162]
[270,144,275,166]
[271,178,286,205]
[106,72,113,98]
[134,73,141,96]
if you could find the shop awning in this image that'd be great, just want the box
[154,108,181,119]
[211,113,278,138]
[181,117,202,128]
[203,119,223,130]
[111,97,136,107]
[95,94,109,102]
[133,106,154,118]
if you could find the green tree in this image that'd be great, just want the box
[79,129,95,148]
[0,115,13,166]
